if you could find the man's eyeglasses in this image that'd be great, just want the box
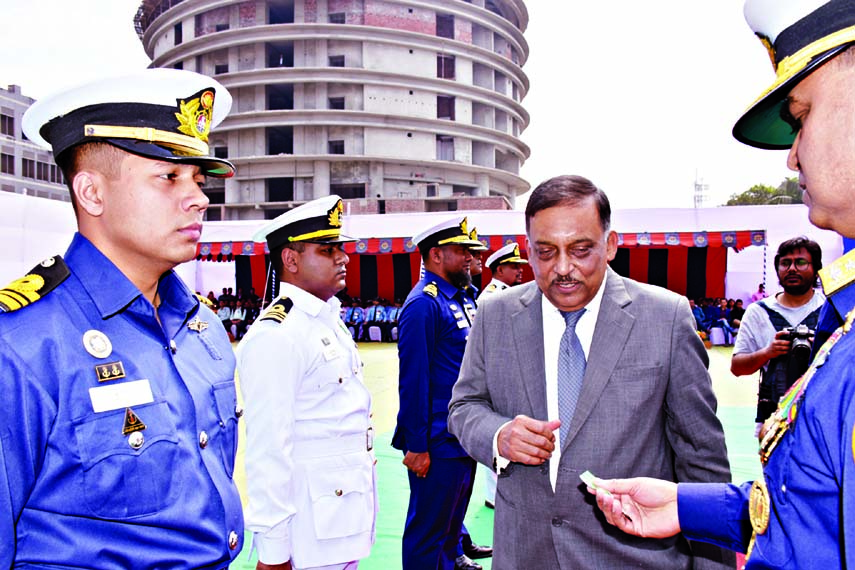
[778,258,811,270]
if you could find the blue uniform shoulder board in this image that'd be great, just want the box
[196,294,214,308]
[260,297,293,323]
[423,282,438,298]
[0,255,69,313]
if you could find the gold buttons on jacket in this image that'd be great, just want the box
[335,489,343,497]
[199,431,209,449]
[235,405,244,418]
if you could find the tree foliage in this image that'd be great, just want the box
[724,177,802,206]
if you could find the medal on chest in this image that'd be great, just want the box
[746,308,855,564]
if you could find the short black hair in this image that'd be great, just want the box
[775,236,822,271]
[774,236,822,286]
[269,241,306,278]
[524,175,611,233]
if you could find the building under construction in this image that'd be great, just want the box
[135,0,530,220]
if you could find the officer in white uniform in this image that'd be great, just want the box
[237,195,377,570]
[480,242,528,297]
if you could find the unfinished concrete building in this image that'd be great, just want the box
[135,0,530,220]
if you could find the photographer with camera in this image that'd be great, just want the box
[731,237,825,437]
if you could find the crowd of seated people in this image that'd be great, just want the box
[338,295,402,342]
[209,287,263,341]
[689,297,744,346]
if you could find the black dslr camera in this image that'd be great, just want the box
[757,324,815,424]
[783,324,814,387]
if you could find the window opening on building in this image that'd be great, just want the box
[22,158,35,179]
[1,114,14,137]
[436,135,454,161]
[267,84,294,110]
[0,153,13,175]
[436,14,454,39]
[330,183,365,199]
[437,95,455,120]
[437,54,455,79]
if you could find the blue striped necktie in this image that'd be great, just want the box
[558,308,586,445]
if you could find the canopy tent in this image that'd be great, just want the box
[192,208,787,303]
[0,193,841,305]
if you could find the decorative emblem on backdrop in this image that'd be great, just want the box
[751,231,766,246]
[665,233,680,246]
[379,239,392,253]
[637,233,651,246]
[693,232,709,247]
[722,232,737,247]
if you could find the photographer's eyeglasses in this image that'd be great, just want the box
[778,258,811,270]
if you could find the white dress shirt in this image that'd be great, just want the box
[493,274,607,491]
[541,276,605,490]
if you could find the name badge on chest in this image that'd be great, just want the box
[321,336,340,361]
[89,379,154,413]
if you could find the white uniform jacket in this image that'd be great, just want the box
[236,283,377,568]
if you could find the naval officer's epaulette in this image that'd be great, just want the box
[196,294,214,308]
[0,255,69,313]
[485,283,497,293]
[819,248,855,297]
[259,297,293,323]
[423,282,438,298]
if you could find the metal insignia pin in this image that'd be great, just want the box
[188,317,209,333]
[83,329,112,359]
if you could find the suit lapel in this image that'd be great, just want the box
[563,269,635,448]
[511,283,548,420]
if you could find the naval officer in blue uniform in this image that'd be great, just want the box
[589,1,855,567]
[393,217,483,570]
[0,69,244,568]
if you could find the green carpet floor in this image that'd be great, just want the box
[230,344,761,569]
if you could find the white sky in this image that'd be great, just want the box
[0,0,794,209]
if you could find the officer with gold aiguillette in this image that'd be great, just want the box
[587,1,855,567]
[0,69,244,568]
[393,217,485,570]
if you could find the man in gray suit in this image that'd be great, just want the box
[448,175,733,569]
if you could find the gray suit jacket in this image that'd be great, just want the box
[448,269,734,569]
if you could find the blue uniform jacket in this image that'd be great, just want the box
[0,234,244,569]
[365,305,386,322]
[392,270,473,458]
[678,280,855,568]
[347,306,365,324]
